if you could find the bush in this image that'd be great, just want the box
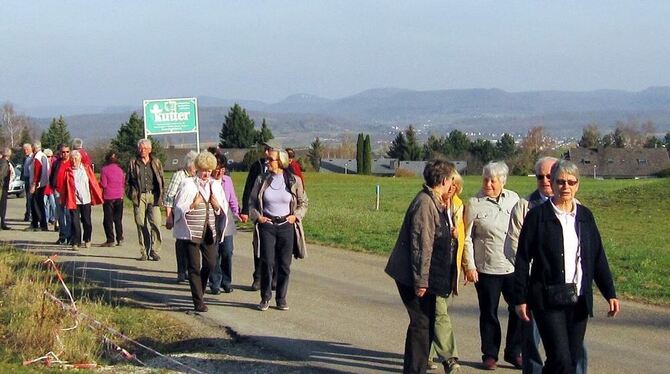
[655,168,670,178]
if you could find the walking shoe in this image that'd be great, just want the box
[482,357,497,370]
[149,251,161,261]
[84,242,91,248]
[276,302,289,311]
[176,276,188,284]
[194,303,208,312]
[71,244,79,251]
[100,242,115,247]
[116,239,124,246]
[209,289,221,295]
[222,285,234,293]
[251,279,261,291]
[138,252,148,261]
[427,361,438,370]
[504,354,523,369]
[258,300,270,311]
[445,358,461,373]
[1,225,12,230]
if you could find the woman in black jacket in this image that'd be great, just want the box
[513,160,620,374]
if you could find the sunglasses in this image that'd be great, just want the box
[535,174,551,180]
[556,179,578,186]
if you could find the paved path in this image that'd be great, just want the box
[1,196,669,373]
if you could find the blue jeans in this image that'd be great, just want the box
[44,194,56,222]
[523,316,588,374]
[55,195,71,242]
[209,235,234,291]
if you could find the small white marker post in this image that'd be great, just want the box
[375,184,380,210]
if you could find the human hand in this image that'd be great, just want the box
[239,214,249,223]
[165,214,174,230]
[30,185,36,194]
[464,269,479,285]
[287,215,297,224]
[608,298,620,318]
[515,304,531,321]
[257,216,270,224]
[415,287,427,297]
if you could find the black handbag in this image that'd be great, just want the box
[544,282,578,307]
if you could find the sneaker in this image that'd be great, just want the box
[258,300,270,311]
[445,358,461,373]
[100,242,115,247]
[84,242,91,248]
[116,239,124,246]
[276,302,289,311]
[138,253,148,261]
[427,361,439,370]
[194,303,208,312]
[209,289,221,295]
[71,245,79,251]
[149,251,161,261]
[222,285,234,293]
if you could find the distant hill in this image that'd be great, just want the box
[25,87,670,146]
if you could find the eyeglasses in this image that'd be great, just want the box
[535,174,551,180]
[556,179,578,186]
[266,157,277,162]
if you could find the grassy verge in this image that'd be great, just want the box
[230,172,670,305]
[0,244,193,372]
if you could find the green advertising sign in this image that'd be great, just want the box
[143,97,198,135]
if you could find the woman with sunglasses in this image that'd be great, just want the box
[513,160,620,374]
[248,149,308,311]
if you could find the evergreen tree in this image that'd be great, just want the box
[579,124,601,148]
[363,134,372,174]
[423,134,446,160]
[110,112,165,166]
[307,137,324,171]
[40,116,72,150]
[219,104,256,148]
[387,131,407,160]
[404,125,423,161]
[18,126,32,146]
[469,139,497,164]
[496,133,516,159]
[256,118,274,145]
[446,130,470,157]
[356,133,364,174]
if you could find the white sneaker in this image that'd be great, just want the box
[446,358,461,373]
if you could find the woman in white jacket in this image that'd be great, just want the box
[172,151,229,312]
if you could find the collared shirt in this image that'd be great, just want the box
[164,169,189,208]
[73,165,91,205]
[138,159,155,193]
[464,188,520,274]
[550,199,583,295]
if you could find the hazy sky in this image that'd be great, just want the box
[2,0,670,108]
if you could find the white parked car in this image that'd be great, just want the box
[8,164,25,198]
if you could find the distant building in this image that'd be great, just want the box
[319,158,467,176]
[163,146,249,171]
[567,147,670,178]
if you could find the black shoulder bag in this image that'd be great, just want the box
[544,223,580,307]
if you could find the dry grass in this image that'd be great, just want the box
[0,244,193,371]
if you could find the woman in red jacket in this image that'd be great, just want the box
[62,150,103,250]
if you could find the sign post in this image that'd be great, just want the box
[143,97,200,150]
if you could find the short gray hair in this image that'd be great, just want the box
[534,156,559,175]
[72,138,84,149]
[550,160,580,183]
[482,161,509,185]
[3,147,12,157]
[32,141,42,150]
[182,150,198,169]
[137,138,152,148]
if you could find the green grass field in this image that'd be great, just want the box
[230,172,670,305]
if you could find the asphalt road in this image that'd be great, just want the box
[2,196,669,373]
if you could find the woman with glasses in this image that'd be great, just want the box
[513,160,620,374]
[463,161,523,370]
[248,149,308,311]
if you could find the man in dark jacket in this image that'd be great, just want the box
[241,139,281,290]
[126,139,165,261]
[0,148,12,230]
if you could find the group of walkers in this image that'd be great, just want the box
[386,158,620,374]
[10,136,310,316]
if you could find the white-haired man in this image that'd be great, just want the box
[28,141,49,231]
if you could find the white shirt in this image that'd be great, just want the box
[172,177,229,242]
[550,199,583,295]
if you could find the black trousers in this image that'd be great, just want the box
[0,187,8,226]
[397,281,436,374]
[534,296,589,374]
[102,199,124,243]
[31,186,47,229]
[474,272,523,361]
[258,222,294,303]
[182,227,217,308]
[70,204,92,245]
[175,239,189,280]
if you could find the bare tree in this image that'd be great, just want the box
[1,102,35,148]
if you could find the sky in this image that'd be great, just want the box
[2,0,670,109]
